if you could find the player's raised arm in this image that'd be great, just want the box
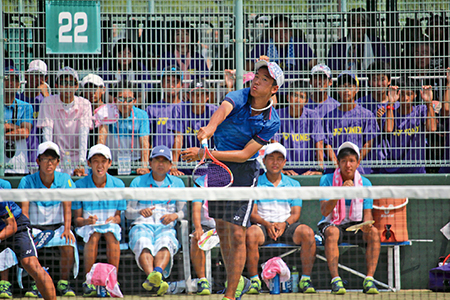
[197,100,234,141]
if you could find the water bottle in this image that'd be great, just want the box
[269,274,280,294]
[291,266,299,293]
[281,278,292,293]
[167,280,186,294]
[97,285,107,297]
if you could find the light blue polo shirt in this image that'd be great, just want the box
[18,171,75,225]
[4,98,33,126]
[73,173,126,223]
[214,88,280,160]
[255,173,302,222]
[0,178,12,189]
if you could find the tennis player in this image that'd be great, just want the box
[317,141,380,295]
[182,58,283,300]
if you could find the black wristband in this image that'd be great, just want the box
[285,220,290,228]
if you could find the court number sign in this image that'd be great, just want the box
[46,0,101,54]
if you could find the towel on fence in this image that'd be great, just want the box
[86,263,123,298]
[261,257,291,287]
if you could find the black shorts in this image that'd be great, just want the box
[318,222,366,248]
[0,214,37,261]
[258,222,301,245]
[208,160,259,228]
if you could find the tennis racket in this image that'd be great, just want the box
[192,139,233,188]
[345,220,375,234]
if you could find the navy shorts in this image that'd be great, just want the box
[0,214,37,261]
[258,222,301,245]
[208,160,259,228]
[318,222,366,248]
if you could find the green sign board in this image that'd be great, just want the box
[46,0,101,54]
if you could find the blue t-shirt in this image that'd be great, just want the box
[214,88,280,159]
[72,174,126,222]
[0,201,22,231]
[0,178,12,189]
[4,98,33,127]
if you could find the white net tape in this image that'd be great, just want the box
[1,185,449,202]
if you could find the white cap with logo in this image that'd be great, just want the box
[26,60,48,76]
[337,141,360,160]
[81,74,105,88]
[88,144,112,160]
[263,142,287,158]
[38,141,60,157]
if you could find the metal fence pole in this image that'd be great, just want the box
[0,3,5,176]
[234,0,244,90]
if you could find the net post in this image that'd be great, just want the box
[0,5,5,176]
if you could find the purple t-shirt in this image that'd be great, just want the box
[172,102,218,149]
[157,51,209,79]
[357,94,400,117]
[275,107,325,173]
[305,96,340,119]
[378,105,429,174]
[98,61,152,90]
[146,101,181,149]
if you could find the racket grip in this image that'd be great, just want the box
[201,139,208,148]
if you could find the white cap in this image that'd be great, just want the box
[88,144,112,160]
[38,141,60,157]
[57,66,79,82]
[263,143,287,158]
[337,141,360,160]
[81,74,105,88]
[254,60,285,88]
[26,60,48,76]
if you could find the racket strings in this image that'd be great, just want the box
[193,163,232,188]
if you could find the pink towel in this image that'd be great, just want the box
[261,257,291,287]
[330,168,364,225]
[86,263,123,298]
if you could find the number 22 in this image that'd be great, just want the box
[59,12,88,43]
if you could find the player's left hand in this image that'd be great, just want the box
[377,106,386,118]
[361,222,374,234]
[420,85,433,103]
[273,222,286,239]
[160,213,177,225]
[181,147,202,163]
[343,180,354,187]
[61,228,75,244]
[106,216,118,224]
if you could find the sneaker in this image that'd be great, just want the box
[299,278,316,293]
[25,282,41,298]
[0,281,13,299]
[246,278,261,294]
[57,280,76,297]
[235,276,251,300]
[156,281,169,296]
[142,271,162,291]
[331,278,346,295]
[363,278,379,294]
[196,279,211,295]
[82,282,97,297]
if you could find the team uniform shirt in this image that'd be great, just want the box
[0,201,22,231]
[305,96,340,119]
[172,102,218,149]
[214,88,280,160]
[18,172,75,225]
[106,106,149,162]
[275,107,324,173]
[318,173,373,225]
[4,98,33,174]
[379,105,429,174]
[157,51,209,81]
[36,94,93,163]
[146,101,181,149]
[255,173,302,223]
[0,179,12,190]
[17,92,45,165]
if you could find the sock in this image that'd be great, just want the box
[250,275,259,281]
[223,297,234,300]
[300,275,310,281]
[365,276,374,281]
[331,276,341,283]
[153,267,163,274]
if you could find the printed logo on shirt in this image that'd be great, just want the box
[68,180,72,187]
[157,117,169,125]
[333,126,362,136]
[393,126,420,136]
[281,132,310,142]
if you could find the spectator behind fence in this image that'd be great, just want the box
[247,16,317,76]
[17,60,50,170]
[439,68,450,174]
[275,80,325,176]
[427,14,450,70]
[327,8,389,74]
[126,146,187,296]
[317,141,380,295]
[72,144,126,297]
[80,74,111,147]
[307,64,340,119]
[245,143,317,295]
[323,71,379,174]
[99,40,152,103]
[157,21,209,86]
[19,141,77,297]
[146,66,183,154]
[3,67,33,175]
[37,66,92,176]
[106,80,150,175]
[171,79,218,175]
[378,78,436,174]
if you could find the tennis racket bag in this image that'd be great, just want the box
[429,257,450,292]
[372,198,409,242]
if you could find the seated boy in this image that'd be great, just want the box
[318,141,380,295]
[126,145,187,296]
[245,143,316,294]
[72,144,126,296]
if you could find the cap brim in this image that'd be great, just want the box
[254,60,269,73]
